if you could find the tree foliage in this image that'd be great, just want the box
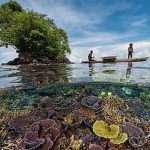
[0,1,71,61]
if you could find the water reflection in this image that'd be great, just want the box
[126,62,132,81]
[0,59,150,89]
[89,63,95,76]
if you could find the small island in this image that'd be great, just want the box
[0,1,71,65]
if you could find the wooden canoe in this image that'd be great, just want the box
[82,57,148,63]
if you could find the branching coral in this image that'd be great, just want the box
[101,96,123,124]
[66,135,83,150]
[64,107,96,127]
[79,107,96,122]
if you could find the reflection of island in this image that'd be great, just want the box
[126,62,132,81]
[10,64,71,87]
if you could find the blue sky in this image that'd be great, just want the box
[0,0,150,63]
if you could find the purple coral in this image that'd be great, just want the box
[17,119,60,150]
[88,144,103,150]
[119,122,147,148]
[81,134,94,144]
[9,115,31,133]
[63,110,83,127]
[108,148,118,150]
[81,96,101,110]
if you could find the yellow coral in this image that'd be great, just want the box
[93,120,119,139]
[107,92,112,96]
[64,114,73,124]
[110,133,128,144]
[93,120,128,145]
[67,135,83,150]
[98,91,105,98]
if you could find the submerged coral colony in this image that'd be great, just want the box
[0,85,150,150]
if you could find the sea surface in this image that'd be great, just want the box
[0,58,150,89]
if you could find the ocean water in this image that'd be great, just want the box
[0,58,150,89]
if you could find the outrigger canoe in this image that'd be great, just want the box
[82,56,148,63]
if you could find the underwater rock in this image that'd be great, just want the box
[17,119,60,150]
[119,122,147,148]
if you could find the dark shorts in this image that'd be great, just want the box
[128,51,132,55]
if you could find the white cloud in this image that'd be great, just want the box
[17,0,130,33]
[68,41,150,62]
[0,47,18,64]
[131,18,148,27]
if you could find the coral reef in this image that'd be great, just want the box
[88,144,103,150]
[9,115,31,133]
[17,119,60,150]
[110,133,128,144]
[101,96,123,124]
[81,96,101,110]
[93,120,119,139]
[93,120,128,145]
[0,83,149,150]
[119,122,147,148]
[64,110,83,127]
[66,135,83,150]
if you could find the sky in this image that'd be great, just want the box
[0,0,150,63]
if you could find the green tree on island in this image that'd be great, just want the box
[0,1,71,64]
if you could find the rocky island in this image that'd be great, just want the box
[0,1,72,65]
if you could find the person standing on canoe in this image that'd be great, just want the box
[128,43,134,59]
[88,50,95,61]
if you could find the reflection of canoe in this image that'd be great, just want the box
[92,72,122,82]
[82,57,148,63]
